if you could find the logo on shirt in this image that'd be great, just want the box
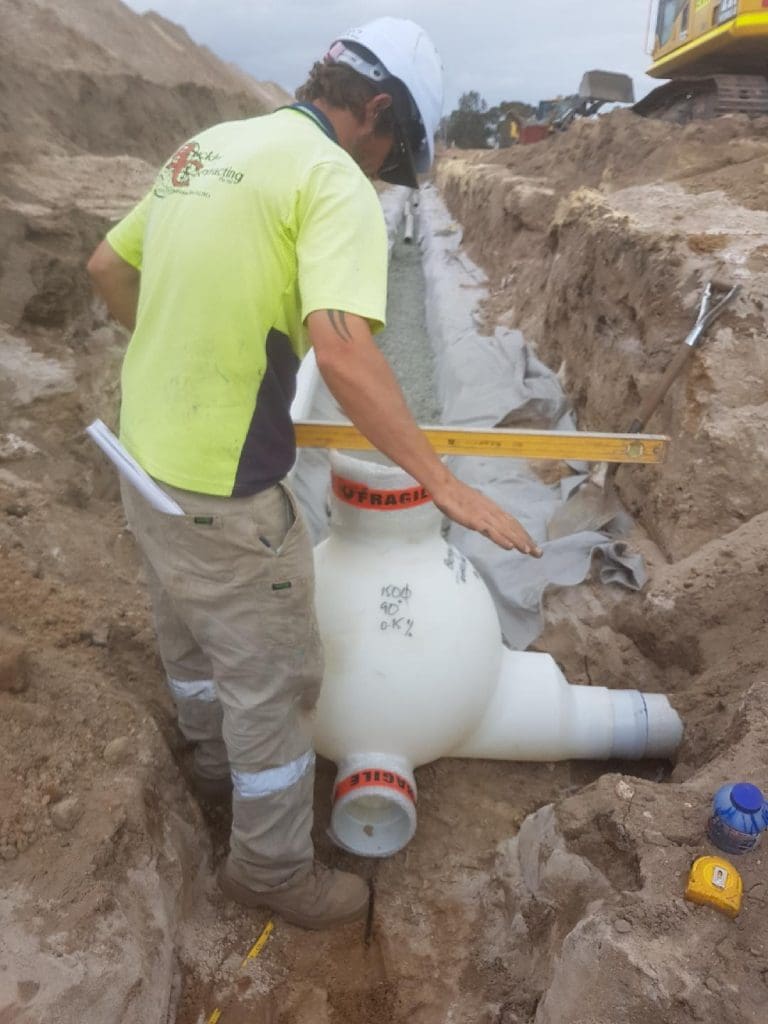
[153,140,246,199]
[166,142,204,188]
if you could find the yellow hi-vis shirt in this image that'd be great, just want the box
[107,104,388,497]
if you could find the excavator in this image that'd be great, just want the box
[635,0,768,118]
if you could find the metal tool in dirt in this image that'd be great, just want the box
[547,280,741,541]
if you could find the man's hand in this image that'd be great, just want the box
[307,308,543,557]
[430,475,542,556]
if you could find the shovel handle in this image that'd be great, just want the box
[626,283,739,434]
[626,341,696,435]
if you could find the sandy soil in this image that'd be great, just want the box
[436,111,768,1022]
[2,2,768,1022]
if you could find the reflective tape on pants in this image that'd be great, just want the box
[232,750,315,799]
[167,677,218,702]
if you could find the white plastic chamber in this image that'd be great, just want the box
[307,451,684,858]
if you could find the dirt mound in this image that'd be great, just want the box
[0,0,291,335]
[17,0,286,102]
[1,0,289,167]
[452,108,768,211]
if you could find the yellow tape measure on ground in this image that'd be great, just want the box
[294,421,668,465]
[241,920,275,966]
[206,919,275,1023]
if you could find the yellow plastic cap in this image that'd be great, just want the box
[685,856,743,919]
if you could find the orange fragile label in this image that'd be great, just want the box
[331,473,432,511]
[334,769,417,804]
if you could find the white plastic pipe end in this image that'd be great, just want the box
[330,760,417,858]
[610,690,683,760]
[404,210,415,244]
[643,693,684,758]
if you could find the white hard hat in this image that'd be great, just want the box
[326,17,444,188]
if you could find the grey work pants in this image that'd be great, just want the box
[120,477,324,890]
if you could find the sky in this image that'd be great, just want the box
[123,0,659,112]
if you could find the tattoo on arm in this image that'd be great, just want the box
[327,309,354,343]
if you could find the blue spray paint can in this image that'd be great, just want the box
[707,783,768,856]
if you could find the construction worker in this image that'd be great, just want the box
[87,17,542,931]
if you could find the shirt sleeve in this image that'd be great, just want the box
[106,191,155,270]
[295,159,388,332]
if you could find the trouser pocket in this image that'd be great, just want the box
[251,483,296,554]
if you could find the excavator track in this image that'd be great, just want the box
[634,74,768,122]
[712,74,768,115]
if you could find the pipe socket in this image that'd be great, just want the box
[331,756,417,857]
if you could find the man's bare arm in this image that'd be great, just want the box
[87,241,140,331]
[307,309,542,556]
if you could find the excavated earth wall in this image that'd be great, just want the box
[433,111,768,1023]
[437,113,768,561]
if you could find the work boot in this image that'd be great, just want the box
[218,858,370,930]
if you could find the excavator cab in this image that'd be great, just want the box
[648,0,764,75]
[636,0,768,118]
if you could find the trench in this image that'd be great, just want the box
[167,187,678,1024]
[4,160,762,1024]
[2,9,766,1018]
[376,214,440,424]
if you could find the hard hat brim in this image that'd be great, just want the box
[378,120,419,189]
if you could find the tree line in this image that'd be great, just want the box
[440,91,535,149]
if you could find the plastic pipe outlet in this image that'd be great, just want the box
[403,208,415,244]
[451,649,683,762]
[308,452,684,859]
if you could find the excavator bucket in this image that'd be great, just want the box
[579,70,635,104]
